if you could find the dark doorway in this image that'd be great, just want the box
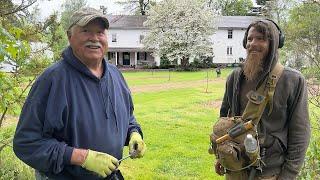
[117,52,120,65]
[123,52,130,65]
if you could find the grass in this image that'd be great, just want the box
[123,69,231,86]
[118,69,230,179]
[120,88,223,179]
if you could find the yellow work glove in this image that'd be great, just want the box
[129,132,146,158]
[81,150,119,178]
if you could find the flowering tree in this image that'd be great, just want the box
[143,0,217,67]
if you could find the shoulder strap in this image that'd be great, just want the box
[263,63,284,115]
[241,63,284,125]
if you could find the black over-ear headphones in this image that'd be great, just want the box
[243,19,285,49]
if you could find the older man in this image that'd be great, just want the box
[213,19,310,180]
[13,7,146,180]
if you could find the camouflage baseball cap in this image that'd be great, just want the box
[68,7,109,30]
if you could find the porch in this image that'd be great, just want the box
[107,48,158,68]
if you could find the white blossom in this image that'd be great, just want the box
[143,0,217,65]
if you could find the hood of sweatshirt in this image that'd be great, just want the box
[243,19,282,87]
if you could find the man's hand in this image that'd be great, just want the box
[215,161,225,176]
[129,132,146,158]
[81,150,119,177]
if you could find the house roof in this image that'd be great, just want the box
[108,15,148,29]
[108,47,153,52]
[0,62,15,73]
[216,16,258,29]
[108,15,259,30]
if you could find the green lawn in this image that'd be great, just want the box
[123,69,231,86]
[119,69,229,179]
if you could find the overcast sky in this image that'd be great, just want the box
[31,0,124,20]
[30,0,258,21]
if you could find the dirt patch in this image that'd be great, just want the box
[131,79,225,93]
[1,115,18,127]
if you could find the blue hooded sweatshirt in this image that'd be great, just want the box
[13,47,143,179]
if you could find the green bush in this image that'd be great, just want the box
[0,147,34,180]
[299,137,320,179]
[298,106,320,179]
[175,65,199,72]
[159,56,176,69]
[141,64,159,69]
[0,126,34,180]
[189,58,214,69]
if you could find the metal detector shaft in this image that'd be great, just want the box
[118,154,131,163]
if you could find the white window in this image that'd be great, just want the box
[139,35,144,43]
[137,52,147,60]
[227,46,233,55]
[228,29,233,39]
[112,34,117,42]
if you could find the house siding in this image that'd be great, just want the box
[107,15,258,67]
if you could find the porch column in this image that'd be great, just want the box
[115,52,118,65]
[154,55,160,66]
[135,52,138,66]
[177,58,181,65]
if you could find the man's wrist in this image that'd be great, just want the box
[70,148,88,166]
[130,131,141,139]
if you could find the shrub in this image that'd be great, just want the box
[160,57,176,69]
[0,126,34,179]
[175,65,199,72]
[299,137,320,179]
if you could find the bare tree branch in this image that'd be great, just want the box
[0,0,37,16]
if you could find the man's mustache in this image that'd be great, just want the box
[248,48,262,53]
[85,41,102,48]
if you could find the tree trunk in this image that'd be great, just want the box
[206,69,209,93]
[181,57,189,68]
[0,107,8,128]
[139,0,145,15]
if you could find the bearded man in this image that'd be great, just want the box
[13,7,146,180]
[215,19,310,180]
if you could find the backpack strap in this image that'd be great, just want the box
[264,63,284,115]
[241,63,284,125]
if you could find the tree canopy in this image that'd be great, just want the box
[207,0,253,16]
[143,0,216,67]
[286,1,320,105]
[116,0,156,15]
[0,0,55,127]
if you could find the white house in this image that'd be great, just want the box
[107,15,257,67]
[0,62,15,72]
[107,15,157,67]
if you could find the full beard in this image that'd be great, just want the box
[243,52,264,81]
